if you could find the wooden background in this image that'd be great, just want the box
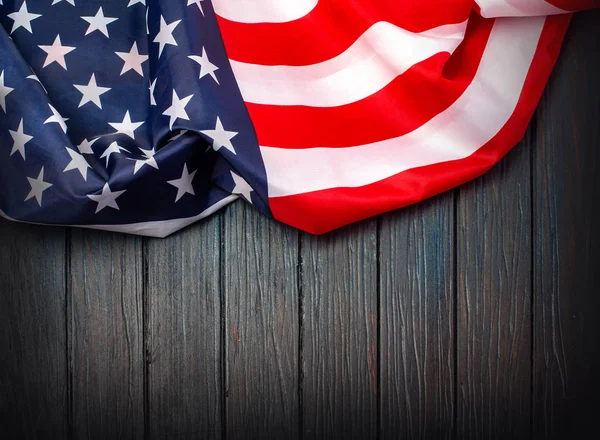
[1,11,599,440]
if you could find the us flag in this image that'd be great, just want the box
[0,0,597,237]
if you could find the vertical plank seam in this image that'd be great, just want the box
[529,110,538,440]
[220,213,228,440]
[376,216,382,440]
[375,217,381,440]
[297,230,304,440]
[65,227,73,440]
[452,188,458,440]
[142,237,150,440]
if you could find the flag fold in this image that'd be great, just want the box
[0,1,597,236]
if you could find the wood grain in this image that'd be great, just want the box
[0,220,68,438]
[69,229,145,439]
[379,195,455,439]
[146,217,222,439]
[1,13,599,440]
[457,136,532,438]
[301,220,378,439]
[223,201,299,438]
[532,11,600,439]
[223,201,299,439]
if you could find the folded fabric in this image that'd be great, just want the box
[0,0,596,237]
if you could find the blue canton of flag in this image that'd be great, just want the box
[0,0,269,237]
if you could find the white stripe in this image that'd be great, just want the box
[231,21,467,107]
[0,195,238,238]
[261,17,545,198]
[475,0,566,17]
[212,0,318,23]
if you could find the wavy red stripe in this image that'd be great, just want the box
[268,15,571,234]
[216,0,472,66]
[248,14,493,149]
[545,0,599,10]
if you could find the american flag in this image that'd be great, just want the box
[0,1,596,237]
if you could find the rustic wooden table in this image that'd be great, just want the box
[1,10,598,440]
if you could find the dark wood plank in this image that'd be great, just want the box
[379,195,455,439]
[69,229,145,439]
[457,134,532,438]
[532,11,600,439]
[223,201,299,439]
[301,220,378,439]
[0,219,68,438]
[146,217,222,439]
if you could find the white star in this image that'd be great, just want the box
[127,0,145,6]
[100,141,129,166]
[52,0,75,5]
[116,42,148,76]
[77,138,98,154]
[7,1,41,34]
[230,171,254,203]
[108,111,144,139]
[9,119,33,160]
[73,74,110,108]
[63,147,91,180]
[162,90,193,130]
[26,73,48,93]
[154,16,180,57]
[39,35,75,69]
[25,167,52,207]
[167,164,197,202]
[201,117,238,155]
[81,7,118,38]
[87,183,126,214]
[0,70,14,112]
[131,147,158,174]
[187,0,205,16]
[188,47,219,84]
[44,104,68,133]
[149,77,157,106]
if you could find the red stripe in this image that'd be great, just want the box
[268,15,571,234]
[546,0,599,10]
[216,0,472,66]
[248,14,493,149]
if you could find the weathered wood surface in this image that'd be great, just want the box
[0,11,598,440]
[69,230,145,439]
[146,214,222,439]
[532,11,600,439]
[457,132,532,439]
[0,223,68,438]
[301,220,378,439]
[379,195,455,439]
[224,202,299,440]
